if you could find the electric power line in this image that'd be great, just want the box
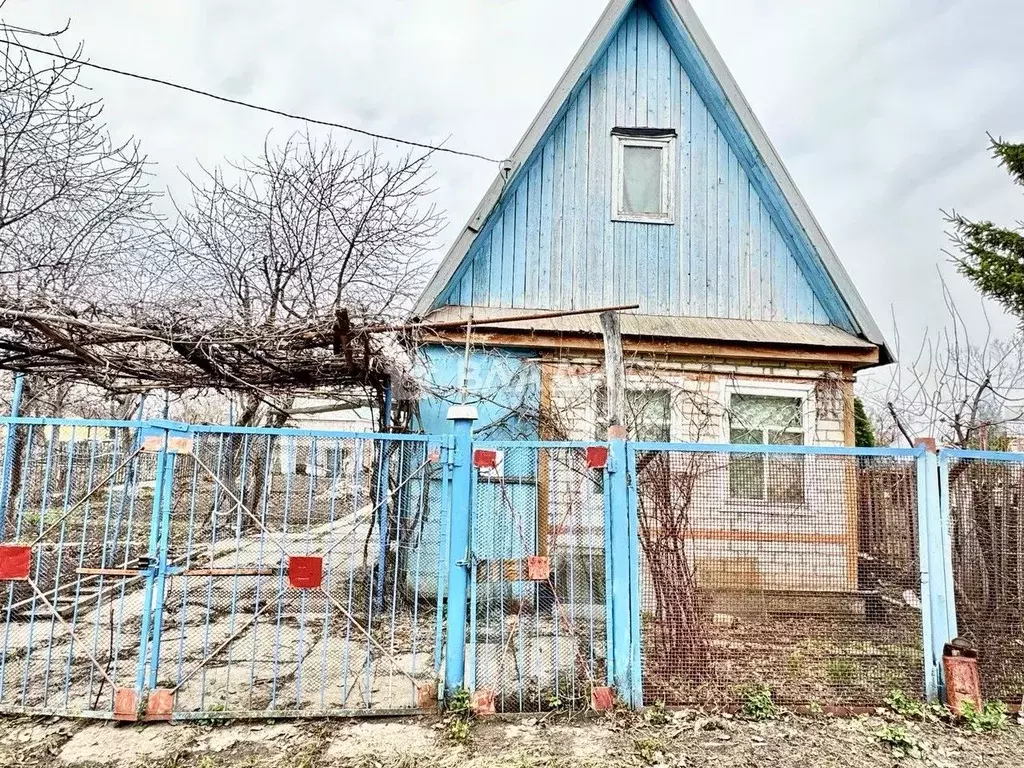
[5,39,503,164]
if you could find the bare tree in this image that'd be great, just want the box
[169,131,441,514]
[170,132,440,424]
[860,282,1024,682]
[0,15,160,306]
[0,11,163,503]
[867,281,1024,449]
[628,377,717,699]
[172,132,439,331]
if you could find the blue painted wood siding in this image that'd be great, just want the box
[412,346,540,439]
[436,2,830,325]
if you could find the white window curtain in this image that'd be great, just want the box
[728,394,805,504]
[622,145,663,214]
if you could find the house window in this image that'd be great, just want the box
[727,393,805,504]
[612,129,675,223]
[596,386,671,442]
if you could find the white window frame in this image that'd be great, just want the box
[719,381,815,445]
[720,380,816,511]
[611,133,675,224]
[591,378,675,442]
[584,378,673,511]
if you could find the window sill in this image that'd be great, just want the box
[611,214,675,225]
[719,500,811,517]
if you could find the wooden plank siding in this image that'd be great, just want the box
[437,2,830,326]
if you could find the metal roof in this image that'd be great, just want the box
[411,0,891,364]
[423,306,876,351]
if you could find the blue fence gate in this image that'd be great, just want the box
[0,418,160,718]
[0,416,451,720]
[464,441,611,712]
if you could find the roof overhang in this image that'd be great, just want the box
[418,306,883,371]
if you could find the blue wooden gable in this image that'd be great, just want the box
[416,0,889,350]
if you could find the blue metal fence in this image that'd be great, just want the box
[464,440,610,712]
[0,417,157,718]
[4,409,1018,717]
[0,416,450,720]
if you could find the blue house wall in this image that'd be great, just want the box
[407,0,885,608]
[408,345,540,600]
[412,346,540,439]
[433,1,835,327]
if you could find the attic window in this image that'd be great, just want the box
[611,129,675,224]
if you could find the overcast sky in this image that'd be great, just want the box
[6,0,1023,371]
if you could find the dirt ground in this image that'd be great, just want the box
[1,708,1024,768]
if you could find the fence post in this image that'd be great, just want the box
[374,379,395,613]
[0,374,24,538]
[624,440,643,708]
[606,426,640,707]
[443,404,476,698]
[147,434,180,689]
[933,449,958,700]
[136,427,167,693]
[916,437,955,701]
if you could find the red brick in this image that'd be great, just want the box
[144,688,174,721]
[591,686,615,712]
[113,688,138,721]
[471,688,495,716]
[416,682,438,711]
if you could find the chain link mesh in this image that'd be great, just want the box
[163,431,444,717]
[946,456,1024,703]
[0,422,157,715]
[0,422,446,718]
[468,444,607,712]
[7,419,995,717]
[633,448,922,707]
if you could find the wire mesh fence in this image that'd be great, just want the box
[467,443,608,712]
[945,453,1024,703]
[0,419,450,719]
[9,414,1015,718]
[630,445,923,707]
[0,420,158,716]
[157,428,447,718]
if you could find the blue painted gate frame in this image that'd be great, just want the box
[0,415,454,713]
[133,422,454,709]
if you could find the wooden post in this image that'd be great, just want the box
[600,311,626,433]
[537,360,552,557]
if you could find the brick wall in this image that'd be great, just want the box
[544,354,859,594]
[543,355,854,447]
